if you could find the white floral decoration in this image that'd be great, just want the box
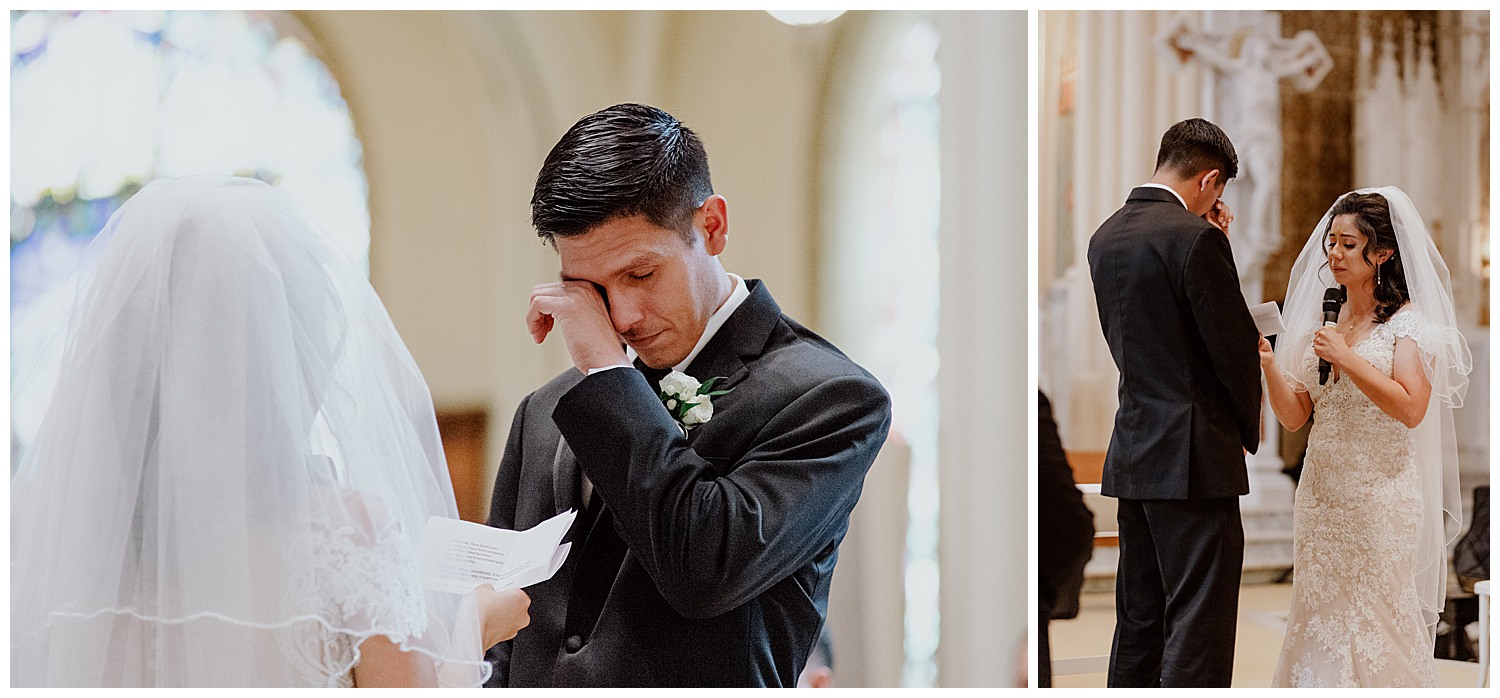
[656,370,731,433]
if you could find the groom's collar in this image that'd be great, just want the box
[673,272,750,372]
[1134,183,1188,209]
[677,279,780,389]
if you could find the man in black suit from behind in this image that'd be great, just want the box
[484,103,891,687]
[1086,118,1262,687]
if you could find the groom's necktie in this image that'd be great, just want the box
[635,358,671,387]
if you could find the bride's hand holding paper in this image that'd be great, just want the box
[475,585,532,648]
[1257,336,1276,368]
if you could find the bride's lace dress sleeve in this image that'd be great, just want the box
[1384,307,1423,343]
[1386,306,1469,407]
[276,492,427,687]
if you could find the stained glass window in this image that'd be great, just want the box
[11,10,368,459]
[888,22,942,688]
[862,19,943,688]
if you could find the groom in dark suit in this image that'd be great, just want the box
[484,103,891,687]
[1086,118,1262,687]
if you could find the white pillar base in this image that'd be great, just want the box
[1242,450,1295,571]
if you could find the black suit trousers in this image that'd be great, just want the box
[1109,497,1243,688]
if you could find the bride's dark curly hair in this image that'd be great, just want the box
[1325,192,1409,323]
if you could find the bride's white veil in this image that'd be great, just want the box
[1274,185,1470,640]
[11,176,488,686]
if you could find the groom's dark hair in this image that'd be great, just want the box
[1155,118,1238,182]
[531,103,714,245]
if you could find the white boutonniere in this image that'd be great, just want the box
[657,370,733,434]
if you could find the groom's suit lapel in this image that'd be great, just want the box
[681,279,780,401]
[551,436,580,515]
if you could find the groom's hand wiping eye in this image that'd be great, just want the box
[527,280,631,374]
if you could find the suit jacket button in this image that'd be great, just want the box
[564,635,583,653]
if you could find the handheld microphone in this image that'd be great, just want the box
[1318,286,1345,385]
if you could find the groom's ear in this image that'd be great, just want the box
[1198,169,1221,193]
[696,195,729,256]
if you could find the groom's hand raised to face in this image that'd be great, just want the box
[1204,198,1234,235]
[527,281,630,374]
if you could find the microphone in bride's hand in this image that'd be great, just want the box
[1318,286,1345,385]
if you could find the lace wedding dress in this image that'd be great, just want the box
[1271,308,1437,688]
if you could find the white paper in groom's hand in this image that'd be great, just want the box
[1249,301,1286,337]
[418,510,575,595]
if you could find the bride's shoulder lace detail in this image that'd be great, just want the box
[1382,305,1465,371]
[276,491,428,687]
[1382,306,1425,340]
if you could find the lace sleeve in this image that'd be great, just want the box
[278,491,429,686]
[1387,307,1456,362]
[1386,306,1470,407]
[1279,337,1317,395]
[1281,368,1301,390]
[308,517,427,638]
[1385,307,1424,341]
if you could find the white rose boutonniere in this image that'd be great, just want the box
[657,370,732,434]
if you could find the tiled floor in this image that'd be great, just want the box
[1048,582,1485,688]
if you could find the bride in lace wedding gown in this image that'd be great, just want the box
[1258,187,1470,688]
[11,177,529,687]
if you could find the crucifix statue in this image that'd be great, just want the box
[1157,16,1334,288]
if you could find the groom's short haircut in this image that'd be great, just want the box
[531,103,714,244]
[1155,118,1238,182]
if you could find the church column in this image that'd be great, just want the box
[932,10,1028,687]
[1055,9,1119,453]
[1452,10,1489,489]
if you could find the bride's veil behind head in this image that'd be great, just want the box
[1274,185,1471,641]
[11,176,488,687]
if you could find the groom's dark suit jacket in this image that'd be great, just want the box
[485,279,891,687]
[1087,187,1261,500]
